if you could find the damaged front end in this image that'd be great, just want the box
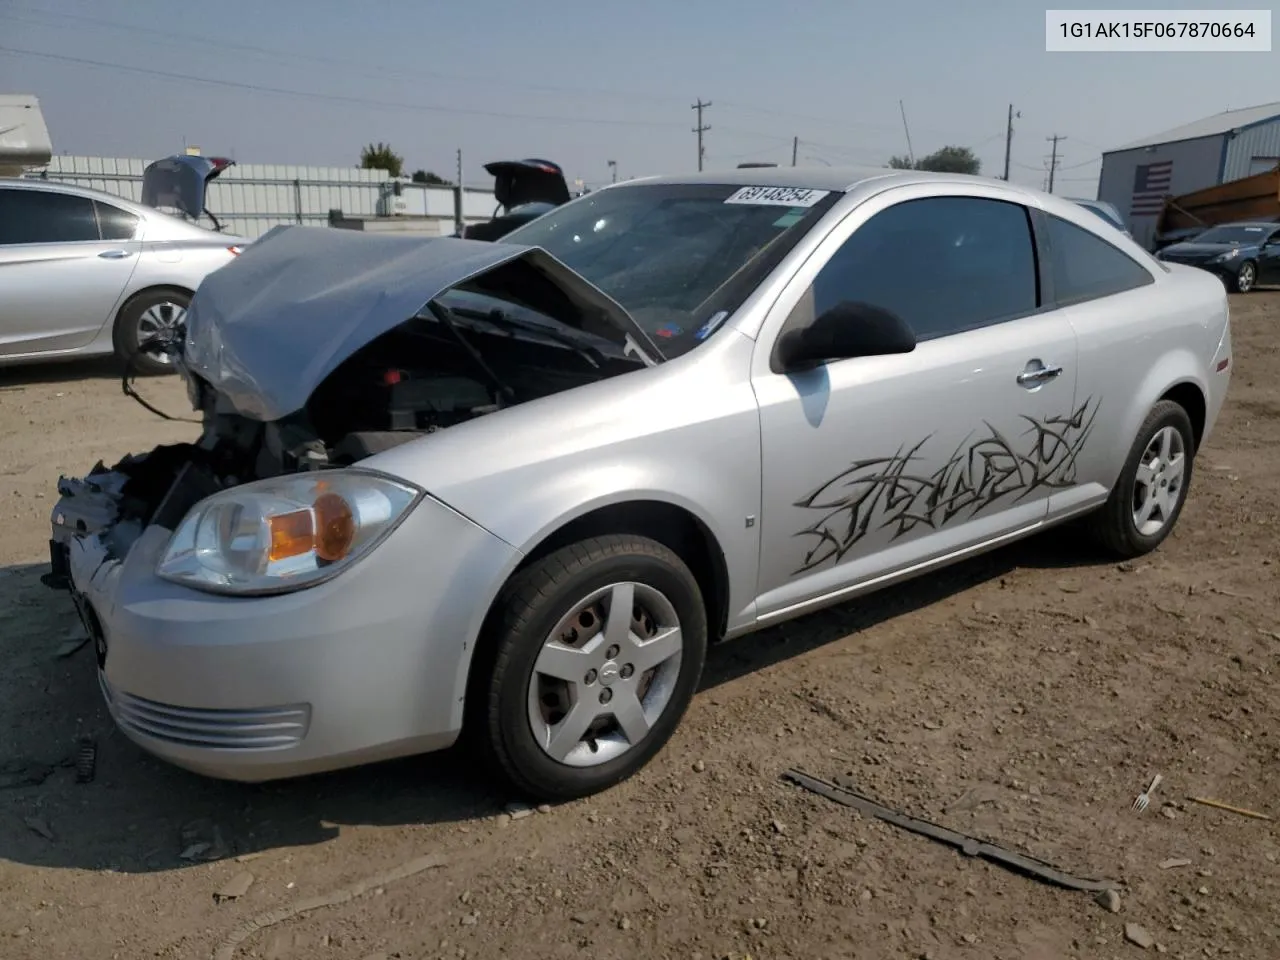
[47,225,660,648]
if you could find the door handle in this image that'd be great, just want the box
[98,249,134,259]
[1016,364,1063,387]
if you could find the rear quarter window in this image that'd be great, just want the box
[1046,214,1155,305]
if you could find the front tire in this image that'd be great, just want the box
[1085,400,1195,558]
[1232,260,1257,293]
[474,535,708,801]
[113,287,191,376]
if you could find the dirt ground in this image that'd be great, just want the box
[2,293,1278,960]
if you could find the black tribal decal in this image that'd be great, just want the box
[791,398,1100,575]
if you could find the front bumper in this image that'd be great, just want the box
[52,488,519,782]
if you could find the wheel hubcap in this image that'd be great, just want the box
[527,581,683,768]
[136,301,188,362]
[1239,264,1254,291]
[1132,425,1186,536]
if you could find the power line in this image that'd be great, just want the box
[0,6,984,143]
[692,99,711,172]
[0,44,691,129]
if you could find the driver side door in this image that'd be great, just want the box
[749,187,1084,620]
[1257,227,1280,284]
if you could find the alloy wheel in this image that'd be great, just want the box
[135,301,188,363]
[1131,425,1186,537]
[526,581,684,767]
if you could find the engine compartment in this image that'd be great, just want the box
[48,301,644,578]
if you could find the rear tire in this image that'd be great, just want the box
[1085,400,1195,558]
[113,287,191,376]
[471,534,707,802]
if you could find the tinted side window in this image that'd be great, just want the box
[95,200,140,240]
[1047,214,1153,304]
[0,189,100,244]
[812,196,1038,342]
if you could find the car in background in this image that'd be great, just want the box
[1070,198,1132,238]
[0,175,249,375]
[48,168,1230,801]
[460,159,571,241]
[1155,220,1280,293]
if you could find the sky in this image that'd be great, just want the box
[1,0,1276,196]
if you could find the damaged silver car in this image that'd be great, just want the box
[47,168,1232,800]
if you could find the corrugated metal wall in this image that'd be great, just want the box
[1222,118,1280,181]
[31,156,497,239]
[1096,135,1224,249]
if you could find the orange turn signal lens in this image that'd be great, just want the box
[314,492,356,562]
[268,508,315,562]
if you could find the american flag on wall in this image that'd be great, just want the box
[1129,160,1173,218]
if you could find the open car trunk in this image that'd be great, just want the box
[460,159,570,242]
[141,154,235,231]
[47,226,659,591]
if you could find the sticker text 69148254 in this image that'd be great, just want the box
[724,186,830,208]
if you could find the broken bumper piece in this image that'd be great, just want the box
[47,472,519,782]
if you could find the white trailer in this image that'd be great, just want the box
[0,94,53,176]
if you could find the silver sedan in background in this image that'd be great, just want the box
[0,178,248,375]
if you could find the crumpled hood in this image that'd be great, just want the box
[181,225,659,422]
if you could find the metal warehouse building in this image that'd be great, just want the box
[1097,100,1280,250]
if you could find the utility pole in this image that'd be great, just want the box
[1002,104,1020,180]
[692,99,711,171]
[607,159,617,183]
[792,136,799,167]
[898,100,915,168]
[1045,134,1065,193]
[455,148,463,234]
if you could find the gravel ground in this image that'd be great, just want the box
[2,293,1278,960]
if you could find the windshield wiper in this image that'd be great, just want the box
[426,301,517,404]
[448,304,604,370]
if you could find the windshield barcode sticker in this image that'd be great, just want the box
[724,186,830,207]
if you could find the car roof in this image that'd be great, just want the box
[0,175,153,212]
[615,165,1043,194]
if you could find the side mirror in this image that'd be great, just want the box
[775,301,916,372]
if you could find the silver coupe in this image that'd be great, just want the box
[47,166,1232,801]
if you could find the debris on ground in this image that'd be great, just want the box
[1158,858,1192,870]
[1095,889,1122,913]
[214,872,256,902]
[1124,923,1155,949]
[783,768,1118,893]
[1185,796,1273,821]
[73,738,96,784]
[52,634,89,658]
[23,816,54,841]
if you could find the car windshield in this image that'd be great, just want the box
[499,182,841,358]
[1193,225,1270,244]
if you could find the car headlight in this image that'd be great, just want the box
[1214,248,1240,262]
[156,470,422,595]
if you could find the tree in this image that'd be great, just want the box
[885,146,981,175]
[360,142,404,177]
[916,146,980,174]
[411,169,451,185]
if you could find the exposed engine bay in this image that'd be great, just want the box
[47,229,658,591]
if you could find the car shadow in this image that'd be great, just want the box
[0,528,1104,874]
[0,357,127,388]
